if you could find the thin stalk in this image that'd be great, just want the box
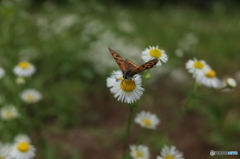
[123,103,136,159]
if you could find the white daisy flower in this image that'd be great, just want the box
[185,58,210,76]
[108,74,144,103]
[106,70,123,88]
[226,78,237,88]
[142,46,168,66]
[130,145,149,159]
[134,111,160,129]
[0,67,5,79]
[9,142,35,159]
[13,61,36,77]
[157,145,184,159]
[0,105,19,120]
[14,134,31,144]
[0,143,11,159]
[195,69,220,88]
[20,89,42,103]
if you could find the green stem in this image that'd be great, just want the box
[123,103,136,159]
[159,97,192,143]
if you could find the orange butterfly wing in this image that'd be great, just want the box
[130,58,158,76]
[108,47,126,72]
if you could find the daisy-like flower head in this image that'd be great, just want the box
[130,145,149,159]
[13,61,36,77]
[134,111,160,129]
[9,142,35,159]
[106,70,123,88]
[20,89,42,103]
[157,145,184,159]
[14,134,31,144]
[195,69,220,88]
[0,105,19,120]
[226,78,237,88]
[142,46,168,66]
[0,143,11,159]
[107,72,144,103]
[0,67,5,79]
[185,58,210,76]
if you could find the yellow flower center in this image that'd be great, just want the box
[26,95,35,102]
[136,151,144,158]
[149,49,162,58]
[5,110,14,119]
[0,157,4,159]
[193,61,204,69]
[205,69,216,78]
[120,79,136,92]
[18,62,30,69]
[17,142,30,152]
[141,118,152,126]
[164,155,175,159]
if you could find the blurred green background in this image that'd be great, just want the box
[0,0,240,159]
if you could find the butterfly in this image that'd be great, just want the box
[108,47,158,79]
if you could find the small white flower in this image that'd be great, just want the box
[0,67,5,79]
[157,145,184,159]
[226,78,237,88]
[107,73,144,103]
[106,70,123,88]
[142,46,168,66]
[195,69,220,88]
[14,134,31,144]
[13,61,36,77]
[130,145,149,159]
[134,111,160,129]
[9,142,35,159]
[185,58,210,76]
[0,105,19,120]
[20,89,42,103]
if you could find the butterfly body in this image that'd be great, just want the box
[108,47,158,79]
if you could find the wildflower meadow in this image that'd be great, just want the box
[0,0,240,159]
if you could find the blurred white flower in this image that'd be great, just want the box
[13,61,36,77]
[51,14,79,34]
[0,67,5,79]
[157,145,184,159]
[130,145,149,159]
[20,89,42,103]
[0,105,19,120]
[0,143,11,159]
[226,78,237,88]
[14,134,31,144]
[134,111,160,129]
[15,77,26,85]
[9,142,35,159]
[185,58,210,76]
[175,48,184,57]
[142,46,168,66]
[195,69,220,88]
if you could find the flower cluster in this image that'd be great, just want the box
[186,58,220,88]
[130,145,184,159]
[107,46,168,103]
[0,61,41,159]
